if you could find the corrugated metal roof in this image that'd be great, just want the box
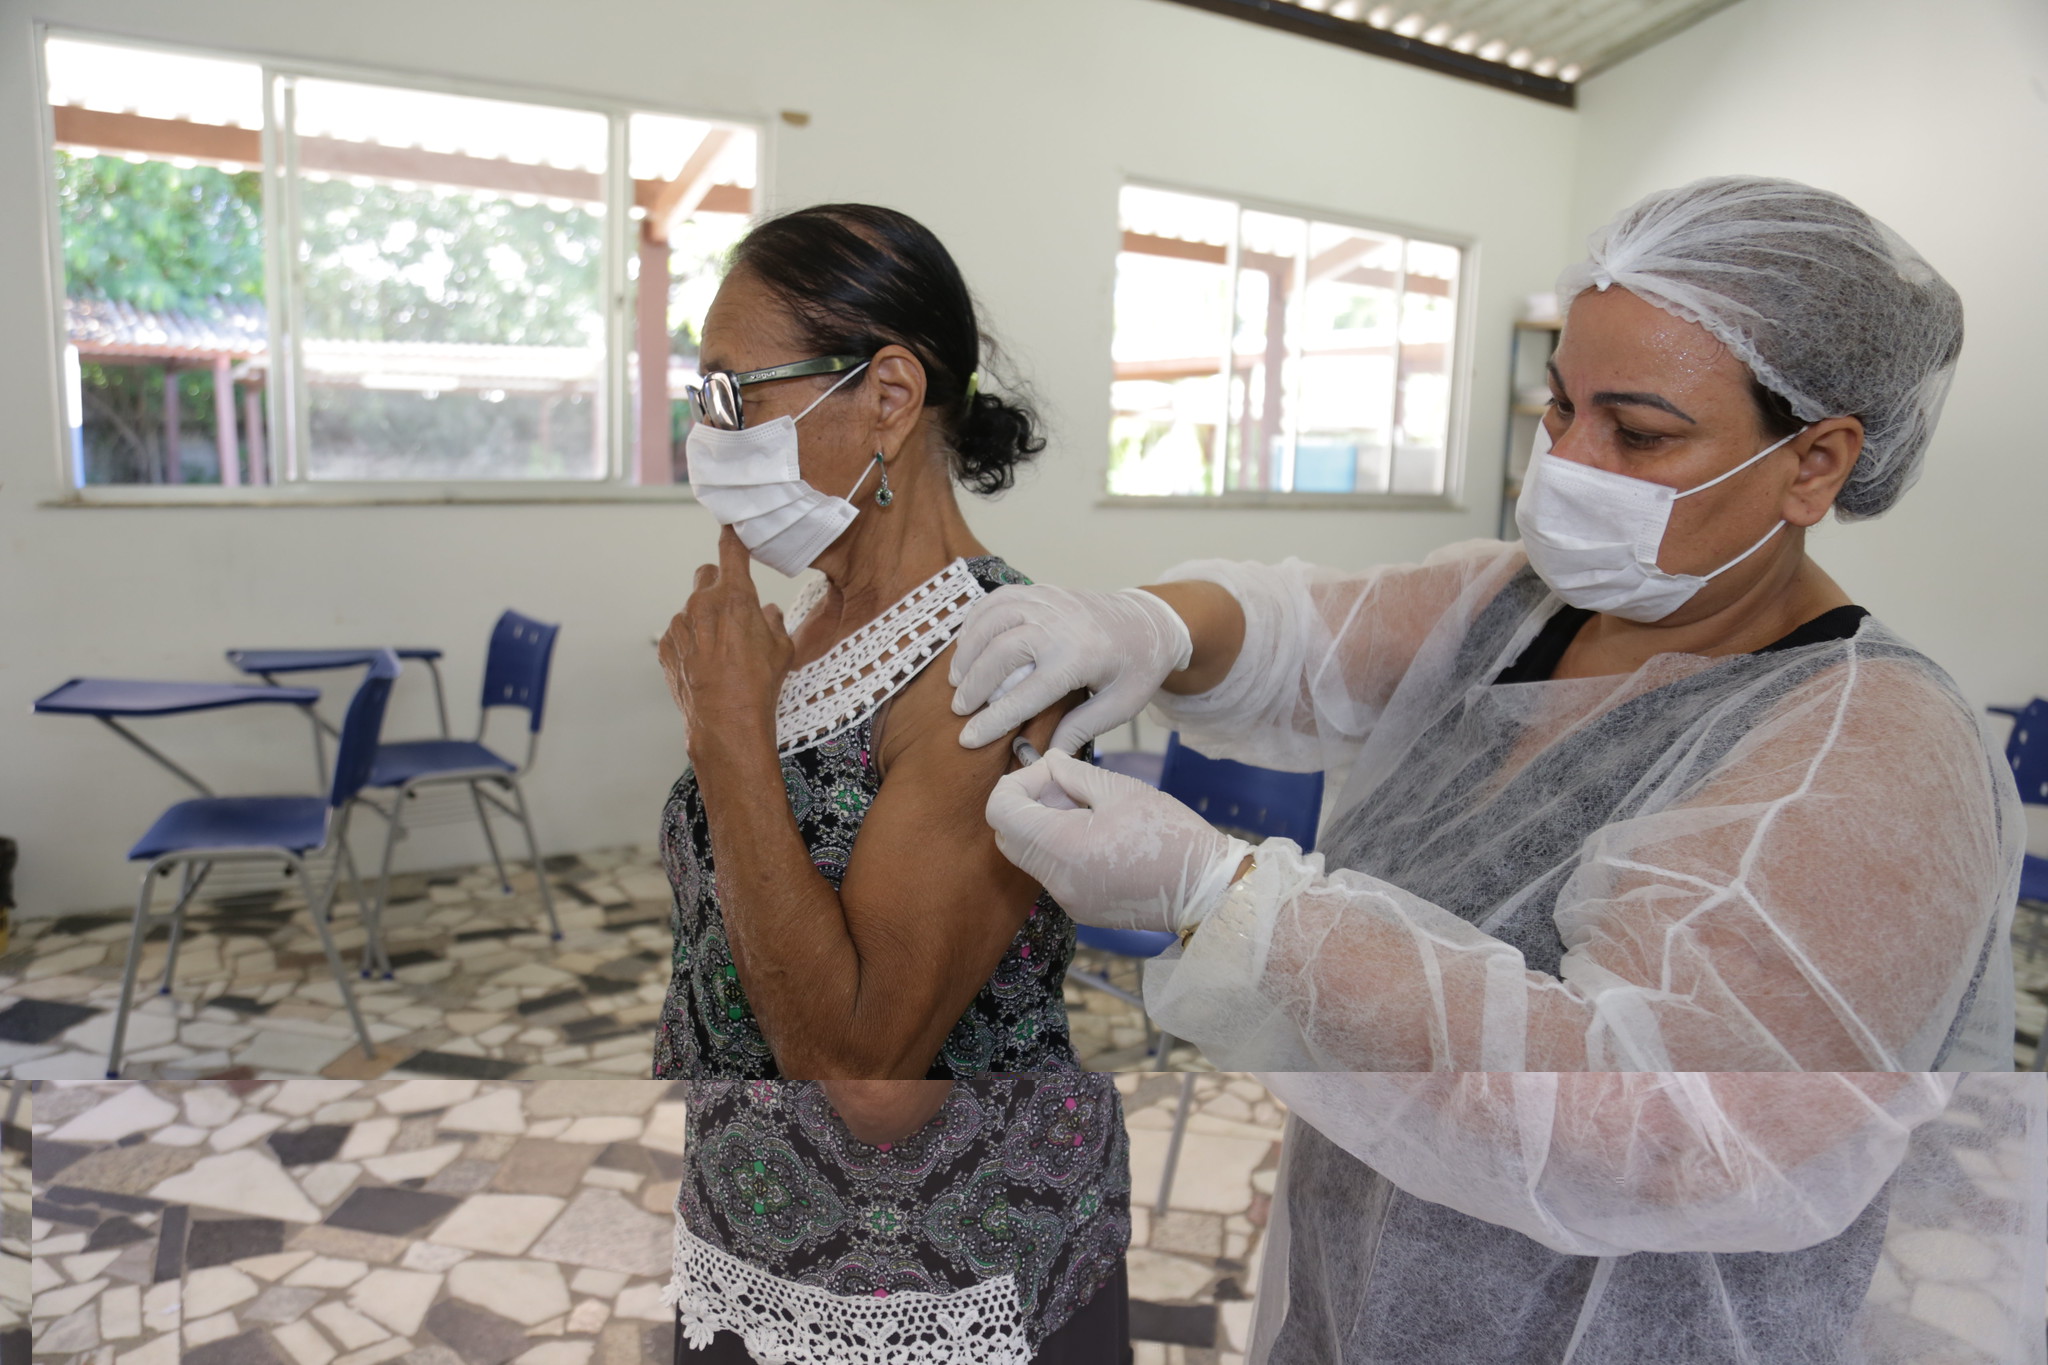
[68,296,268,359]
[1288,0,1744,80]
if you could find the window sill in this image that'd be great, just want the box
[42,482,700,508]
[1096,491,1463,511]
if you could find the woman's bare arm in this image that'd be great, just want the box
[697,643,1073,1077]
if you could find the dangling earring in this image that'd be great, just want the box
[872,451,894,507]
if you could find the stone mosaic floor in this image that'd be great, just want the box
[0,853,675,1082]
[30,1080,691,1365]
[2008,907,2048,1068]
[2,1082,28,1360]
[28,1077,1286,1365]
[6,852,2043,1081]
[0,847,1187,1081]
[1113,1073,1285,1365]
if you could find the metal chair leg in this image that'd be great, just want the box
[157,860,217,993]
[107,863,164,1077]
[159,863,193,994]
[1154,1072,1197,1218]
[365,794,409,977]
[294,852,375,1061]
[507,777,561,941]
[334,805,388,979]
[341,852,388,979]
[468,780,513,894]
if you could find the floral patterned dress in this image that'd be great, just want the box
[652,557,1081,1080]
[666,1076,1130,1363]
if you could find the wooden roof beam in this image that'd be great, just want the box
[53,106,752,214]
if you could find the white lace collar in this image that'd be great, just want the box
[775,558,985,755]
[666,1222,1030,1365]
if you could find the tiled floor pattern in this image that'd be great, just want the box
[0,848,1179,1080]
[1113,1073,1285,1365]
[7,850,2044,1080]
[28,1077,1286,1365]
[30,1080,690,1365]
[0,853,676,1082]
[2007,910,2048,1067]
[3,1083,28,1360]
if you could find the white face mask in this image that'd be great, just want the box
[1515,420,1805,623]
[685,362,879,577]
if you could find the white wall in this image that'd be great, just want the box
[1571,0,2048,730]
[0,0,1577,914]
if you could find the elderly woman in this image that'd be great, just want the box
[958,176,2022,1076]
[654,203,1092,1080]
[653,205,1130,1362]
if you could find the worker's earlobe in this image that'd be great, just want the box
[1785,417,1864,525]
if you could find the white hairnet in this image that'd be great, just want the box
[1558,176,1963,520]
[1141,542,2021,1073]
[1244,1073,2045,1365]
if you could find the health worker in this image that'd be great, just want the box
[952,175,2024,1076]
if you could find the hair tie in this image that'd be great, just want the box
[963,371,981,405]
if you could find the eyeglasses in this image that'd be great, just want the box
[684,354,868,432]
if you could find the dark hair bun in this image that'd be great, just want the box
[954,391,1046,495]
[730,203,1045,497]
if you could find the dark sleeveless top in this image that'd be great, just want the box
[652,556,1080,1079]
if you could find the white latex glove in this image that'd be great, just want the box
[985,749,1250,934]
[950,585,1193,754]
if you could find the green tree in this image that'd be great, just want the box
[55,152,264,310]
[297,181,602,347]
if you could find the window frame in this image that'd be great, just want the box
[1101,176,1478,511]
[32,22,769,506]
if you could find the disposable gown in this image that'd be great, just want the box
[1144,539,2023,1073]
[1245,1072,2045,1365]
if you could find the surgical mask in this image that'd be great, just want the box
[685,362,879,577]
[1515,421,1805,623]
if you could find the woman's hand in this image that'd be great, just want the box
[659,526,795,760]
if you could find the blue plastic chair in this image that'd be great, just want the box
[1074,733,1325,1069]
[1990,700,2048,908]
[358,611,563,975]
[1988,700,2048,1070]
[107,652,396,1076]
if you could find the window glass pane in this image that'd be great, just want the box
[1232,210,1305,493]
[1393,237,1461,493]
[1107,183,1463,500]
[292,79,609,480]
[47,38,269,487]
[625,113,757,485]
[1108,187,1234,496]
[1295,221,1402,493]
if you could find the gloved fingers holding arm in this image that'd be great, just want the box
[951,582,1227,753]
